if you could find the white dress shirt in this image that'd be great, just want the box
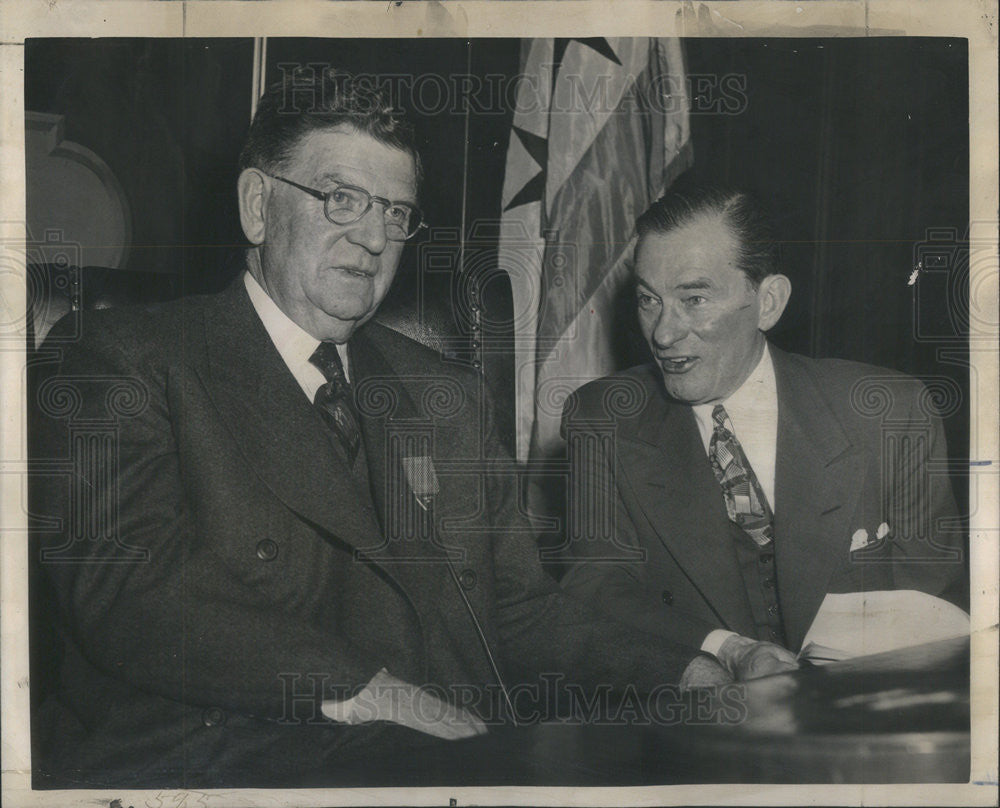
[243,271,350,399]
[691,343,778,511]
[689,343,779,657]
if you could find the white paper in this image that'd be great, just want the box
[801,590,970,660]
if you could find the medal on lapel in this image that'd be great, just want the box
[402,455,440,511]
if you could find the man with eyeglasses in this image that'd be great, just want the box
[32,70,725,789]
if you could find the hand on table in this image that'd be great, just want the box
[717,634,800,680]
[323,668,487,740]
[678,654,734,690]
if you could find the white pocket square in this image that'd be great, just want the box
[850,523,891,554]
[850,529,870,552]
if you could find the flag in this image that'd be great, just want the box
[499,37,691,462]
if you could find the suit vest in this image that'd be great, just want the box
[728,521,787,645]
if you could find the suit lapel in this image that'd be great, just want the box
[348,326,422,542]
[198,287,485,683]
[771,348,864,649]
[622,373,755,635]
[348,326,484,674]
[197,280,383,552]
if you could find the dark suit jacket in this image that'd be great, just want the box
[558,346,967,653]
[30,280,696,788]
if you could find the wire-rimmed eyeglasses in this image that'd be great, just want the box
[271,175,427,241]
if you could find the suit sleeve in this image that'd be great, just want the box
[477,388,701,691]
[33,316,384,720]
[554,390,723,651]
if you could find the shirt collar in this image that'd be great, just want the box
[244,270,322,375]
[692,342,775,441]
[721,341,775,419]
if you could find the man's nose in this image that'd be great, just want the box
[345,206,388,254]
[651,306,688,349]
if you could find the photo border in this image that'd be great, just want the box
[2,2,996,806]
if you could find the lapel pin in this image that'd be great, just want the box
[402,455,440,511]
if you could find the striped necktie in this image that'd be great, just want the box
[708,404,774,546]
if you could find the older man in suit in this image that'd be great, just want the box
[30,71,734,789]
[559,188,967,681]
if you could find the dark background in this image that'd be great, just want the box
[24,36,970,503]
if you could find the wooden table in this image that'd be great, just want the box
[356,635,969,785]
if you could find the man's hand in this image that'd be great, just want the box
[716,634,799,681]
[678,654,734,690]
[322,668,487,740]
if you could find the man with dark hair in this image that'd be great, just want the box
[559,187,967,680]
[238,67,425,180]
[32,70,721,789]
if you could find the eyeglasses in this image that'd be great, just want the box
[271,175,427,241]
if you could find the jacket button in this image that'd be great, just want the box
[759,552,773,564]
[202,707,227,727]
[256,539,279,561]
[458,569,477,590]
[661,590,673,605]
[767,604,779,617]
[763,578,775,589]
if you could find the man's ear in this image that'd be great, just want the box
[756,273,791,332]
[237,168,269,245]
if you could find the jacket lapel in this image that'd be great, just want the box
[198,287,486,684]
[348,325,487,678]
[348,326,423,546]
[348,325,478,565]
[197,280,384,553]
[771,348,864,649]
[621,372,755,635]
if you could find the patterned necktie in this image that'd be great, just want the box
[708,404,774,546]
[309,341,361,464]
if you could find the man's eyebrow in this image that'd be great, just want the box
[315,171,347,186]
[315,171,418,205]
[635,278,659,294]
[675,278,715,291]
